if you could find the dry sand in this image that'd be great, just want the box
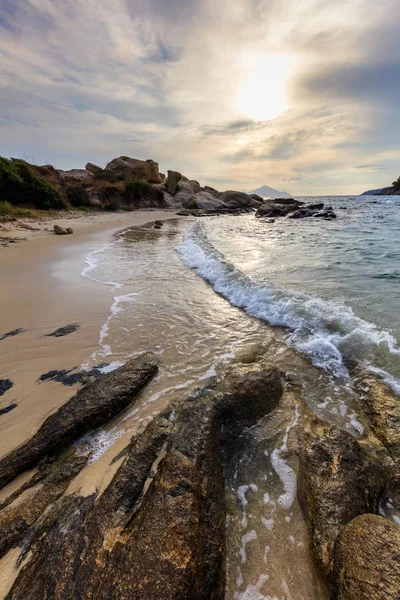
[0,210,179,460]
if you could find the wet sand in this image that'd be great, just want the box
[0,210,179,459]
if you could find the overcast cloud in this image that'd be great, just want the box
[0,0,399,194]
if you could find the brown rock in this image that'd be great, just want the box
[85,162,102,174]
[166,170,182,195]
[0,353,158,490]
[53,224,69,235]
[66,227,73,234]
[218,190,253,208]
[332,514,400,600]
[105,156,162,183]
[256,198,302,218]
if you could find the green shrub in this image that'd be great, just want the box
[66,185,91,207]
[103,198,121,211]
[125,179,152,195]
[392,176,400,188]
[0,200,13,215]
[0,157,67,210]
[93,170,119,183]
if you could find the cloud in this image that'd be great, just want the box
[0,0,399,194]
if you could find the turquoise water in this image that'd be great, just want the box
[178,196,400,391]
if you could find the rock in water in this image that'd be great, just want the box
[0,353,158,489]
[166,170,182,195]
[45,324,80,337]
[53,224,69,235]
[332,514,400,599]
[105,156,162,184]
[256,198,302,218]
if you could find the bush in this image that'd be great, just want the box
[125,179,152,195]
[0,157,67,210]
[392,176,400,188]
[0,200,12,215]
[93,170,119,183]
[66,185,91,208]
[103,198,121,211]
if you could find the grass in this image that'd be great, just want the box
[0,201,60,219]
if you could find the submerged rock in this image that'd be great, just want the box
[332,514,400,599]
[0,328,25,341]
[289,208,316,219]
[255,198,302,218]
[0,353,158,489]
[0,379,13,397]
[0,402,17,416]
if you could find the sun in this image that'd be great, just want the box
[237,54,289,121]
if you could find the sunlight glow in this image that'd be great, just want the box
[237,54,289,121]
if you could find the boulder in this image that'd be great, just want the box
[85,162,102,175]
[178,180,202,195]
[53,224,69,235]
[105,156,162,184]
[250,193,264,203]
[289,208,316,219]
[154,220,163,227]
[66,227,73,234]
[306,202,324,210]
[166,170,182,195]
[312,210,337,220]
[256,198,301,218]
[57,169,93,183]
[204,185,220,198]
[298,410,390,577]
[218,190,253,208]
[332,514,400,600]
[0,353,158,489]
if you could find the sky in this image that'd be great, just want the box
[0,0,399,195]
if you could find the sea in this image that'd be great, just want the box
[79,194,400,599]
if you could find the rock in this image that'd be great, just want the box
[0,354,158,489]
[0,402,17,416]
[250,193,264,203]
[332,514,400,599]
[289,208,316,219]
[53,224,69,235]
[298,410,390,577]
[204,185,220,198]
[105,156,162,184]
[178,194,199,210]
[306,202,324,210]
[46,324,80,338]
[66,227,73,234]
[256,198,302,218]
[0,379,13,397]
[154,220,163,227]
[154,224,162,229]
[176,180,202,195]
[266,219,275,223]
[166,170,182,195]
[85,162,102,175]
[3,363,283,599]
[218,190,254,208]
[0,328,25,342]
[57,169,92,183]
[312,210,337,220]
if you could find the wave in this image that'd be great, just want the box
[177,222,400,385]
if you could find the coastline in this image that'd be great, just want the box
[0,209,181,460]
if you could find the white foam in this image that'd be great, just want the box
[177,225,400,386]
[77,427,125,463]
[239,530,257,564]
[270,405,299,510]
[238,484,258,528]
[81,245,123,288]
[261,517,274,531]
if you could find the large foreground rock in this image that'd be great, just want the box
[105,156,162,183]
[218,190,255,208]
[166,170,182,195]
[332,514,400,599]
[0,354,158,489]
[3,363,283,599]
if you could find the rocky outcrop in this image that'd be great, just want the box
[218,190,255,208]
[57,169,93,183]
[166,170,182,195]
[0,354,158,489]
[105,156,162,184]
[85,162,102,174]
[332,514,400,599]
[1,362,283,599]
[204,186,220,198]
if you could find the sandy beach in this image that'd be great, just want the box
[0,210,179,459]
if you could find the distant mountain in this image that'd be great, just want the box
[247,184,292,198]
[360,187,386,196]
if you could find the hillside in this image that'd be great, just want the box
[247,184,291,198]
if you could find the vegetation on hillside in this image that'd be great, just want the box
[392,176,400,188]
[0,157,67,210]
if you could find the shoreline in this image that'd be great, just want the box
[0,209,182,459]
